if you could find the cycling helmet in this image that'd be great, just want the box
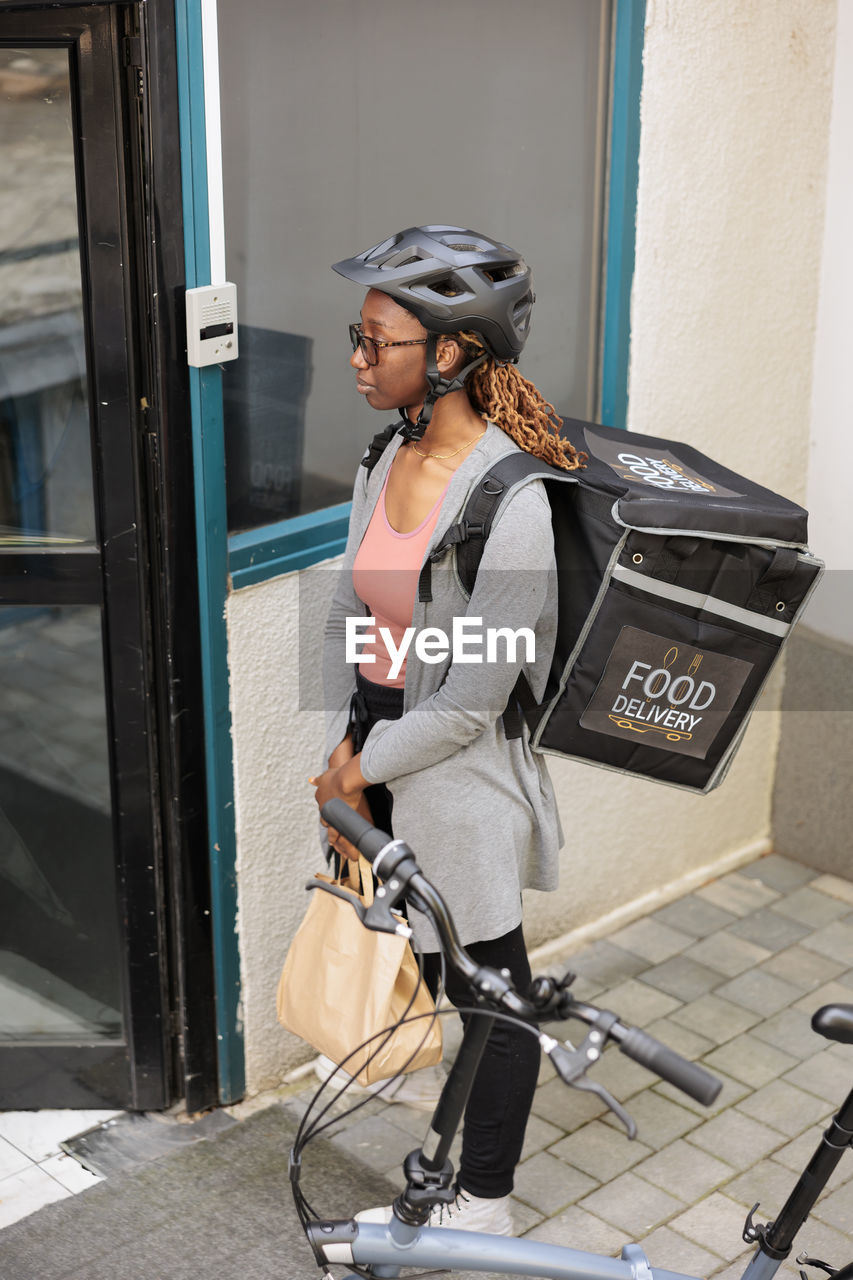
[333,225,534,436]
[332,225,534,362]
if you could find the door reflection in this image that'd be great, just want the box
[0,48,122,1045]
[0,605,122,1042]
[0,47,94,548]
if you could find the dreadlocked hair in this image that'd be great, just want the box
[455,331,586,472]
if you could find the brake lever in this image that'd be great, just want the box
[364,875,413,937]
[363,897,412,937]
[570,1074,637,1140]
[541,1010,638,1139]
[306,880,410,937]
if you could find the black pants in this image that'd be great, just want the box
[349,670,540,1198]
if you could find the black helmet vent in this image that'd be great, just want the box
[483,263,525,283]
[428,276,467,298]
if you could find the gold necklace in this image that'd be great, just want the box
[410,425,487,460]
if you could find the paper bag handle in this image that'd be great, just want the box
[342,853,374,907]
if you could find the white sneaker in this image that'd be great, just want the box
[430,1191,514,1236]
[313,1056,446,1112]
[355,1190,514,1236]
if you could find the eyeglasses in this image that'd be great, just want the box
[349,322,428,367]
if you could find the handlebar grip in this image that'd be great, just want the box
[618,1027,722,1106]
[321,799,392,863]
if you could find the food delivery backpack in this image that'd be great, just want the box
[366,417,824,794]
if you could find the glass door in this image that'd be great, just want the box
[0,7,170,1109]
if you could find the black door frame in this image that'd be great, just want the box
[130,0,221,1114]
[0,0,220,1113]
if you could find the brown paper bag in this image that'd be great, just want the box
[276,855,443,1086]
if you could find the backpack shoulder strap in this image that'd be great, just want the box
[415,451,554,741]
[360,420,402,474]
[418,450,552,603]
[456,451,551,595]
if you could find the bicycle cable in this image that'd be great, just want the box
[293,947,444,1150]
[291,945,448,1244]
[294,996,562,1280]
[291,950,567,1266]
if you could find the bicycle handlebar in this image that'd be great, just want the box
[321,799,721,1108]
[616,1025,719,1105]
[323,802,390,862]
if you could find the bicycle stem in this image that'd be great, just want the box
[420,1011,494,1173]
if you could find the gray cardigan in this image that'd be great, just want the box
[323,421,563,950]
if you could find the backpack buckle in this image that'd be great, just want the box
[436,521,484,551]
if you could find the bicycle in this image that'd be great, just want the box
[290,798,853,1280]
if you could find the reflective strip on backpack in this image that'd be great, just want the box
[612,564,791,638]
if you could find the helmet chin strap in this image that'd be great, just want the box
[397,333,489,442]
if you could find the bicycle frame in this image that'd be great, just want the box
[330,1221,696,1279]
[308,1045,853,1280]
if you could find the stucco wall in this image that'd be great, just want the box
[227,569,330,1095]
[228,1,837,1094]
[630,0,835,505]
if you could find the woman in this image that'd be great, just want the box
[311,225,585,1235]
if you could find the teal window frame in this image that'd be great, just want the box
[601,0,646,430]
[175,0,244,1104]
[229,503,350,591]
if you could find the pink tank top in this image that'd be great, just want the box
[352,473,450,687]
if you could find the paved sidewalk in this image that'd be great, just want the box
[3,852,853,1279]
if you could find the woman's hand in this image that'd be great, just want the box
[310,752,370,861]
[311,752,366,810]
